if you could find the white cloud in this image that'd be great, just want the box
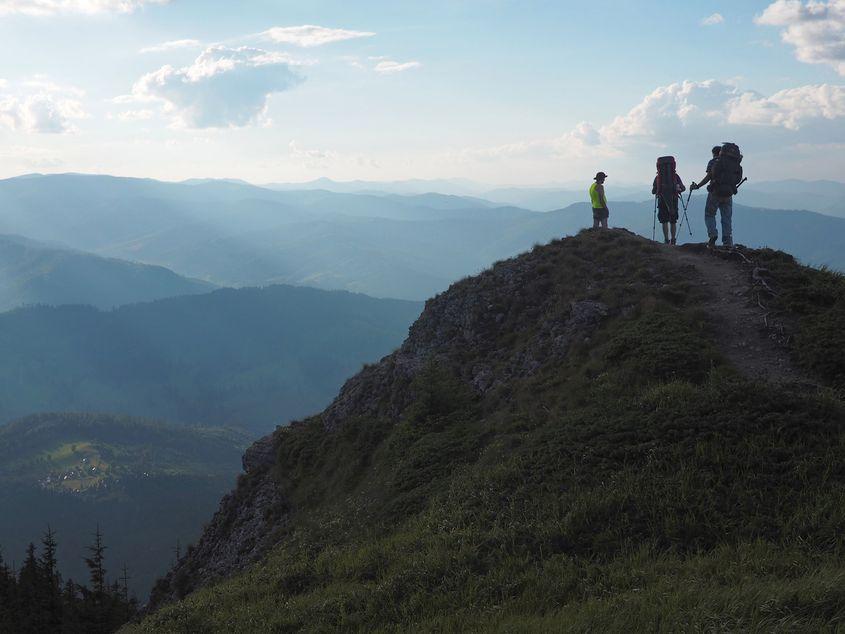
[260,25,375,47]
[114,108,154,121]
[728,84,845,128]
[701,13,724,26]
[288,140,338,169]
[374,59,422,74]
[0,80,87,133]
[125,46,305,128]
[450,79,845,179]
[140,39,202,54]
[286,140,380,171]
[756,0,845,75]
[0,0,168,16]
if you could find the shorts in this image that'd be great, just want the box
[592,207,609,220]
[657,197,679,223]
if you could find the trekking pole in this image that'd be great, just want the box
[736,177,748,190]
[652,196,658,242]
[681,200,693,237]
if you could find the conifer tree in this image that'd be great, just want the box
[39,526,63,631]
[83,526,109,634]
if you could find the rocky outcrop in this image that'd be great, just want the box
[149,233,617,609]
[242,433,277,473]
[148,434,287,609]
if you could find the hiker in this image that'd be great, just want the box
[652,157,686,245]
[691,144,743,248]
[589,172,609,229]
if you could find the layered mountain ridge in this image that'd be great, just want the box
[133,229,845,631]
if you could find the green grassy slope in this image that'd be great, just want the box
[0,413,249,598]
[129,230,845,632]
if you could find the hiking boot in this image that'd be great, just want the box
[707,235,717,248]
[670,238,676,245]
[664,238,670,245]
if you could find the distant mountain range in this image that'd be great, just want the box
[0,284,420,432]
[0,412,249,597]
[737,180,845,218]
[0,174,842,304]
[0,233,214,311]
[263,176,649,211]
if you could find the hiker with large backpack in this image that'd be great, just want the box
[690,143,744,248]
[589,172,610,229]
[652,156,686,245]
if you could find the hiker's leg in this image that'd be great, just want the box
[720,198,733,246]
[662,222,669,242]
[704,194,718,240]
[600,216,608,229]
[670,222,677,241]
[593,217,600,229]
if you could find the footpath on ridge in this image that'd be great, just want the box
[663,242,812,386]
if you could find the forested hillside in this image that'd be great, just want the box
[0,284,420,432]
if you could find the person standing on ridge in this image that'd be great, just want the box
[691,144,742,248]
[589,172,609,229]
[652,157,686,245]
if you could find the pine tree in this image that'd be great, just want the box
[0,549,17,633]
[39,526,63,631]
[17,543,45,633]
[83,526,109,634]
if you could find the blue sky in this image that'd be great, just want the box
[0,0,843,185]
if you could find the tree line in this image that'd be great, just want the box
[0,526,136,633]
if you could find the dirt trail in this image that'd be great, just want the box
[660,243,813,385]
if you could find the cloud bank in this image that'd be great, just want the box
[756,0,845,75]
[453,79,845,179]
[0,0,167,16]
[260,25,375,47]
[126,46,305,128]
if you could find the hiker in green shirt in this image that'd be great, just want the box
[589,172,609,229]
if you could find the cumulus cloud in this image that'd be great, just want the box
[124,46,305,128]
[728,84,845,128]
[756,0,845,75]
[260,25,375,47]
[374,59,422,74]
[701,13,725,26]
[453,79,845,176]
[140,39,202,54]
[0,80,86,133]
[0,0,167,16]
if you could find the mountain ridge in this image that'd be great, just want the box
[134,229,845,631]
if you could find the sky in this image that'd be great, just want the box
[0,0,843,185]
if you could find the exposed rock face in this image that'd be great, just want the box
[149,236,614,609]
[148,434,287,609]
[242,433,277,473]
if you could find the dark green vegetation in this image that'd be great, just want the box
[130,230,845,632]
[0,234,214,312]
[1,528,137,633]
[0,413,249,597]
[0,284,420,431]
[2,174,842,301]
